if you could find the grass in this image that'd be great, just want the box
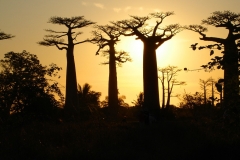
[0,108,240,160]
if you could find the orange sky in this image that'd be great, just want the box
[0,0,239,106]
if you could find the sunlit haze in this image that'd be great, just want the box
[1,0,239,106]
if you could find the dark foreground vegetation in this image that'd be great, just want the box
[1,107,240,160]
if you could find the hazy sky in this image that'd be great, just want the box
[0,0,239,106]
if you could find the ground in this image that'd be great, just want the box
[0,108,240,160]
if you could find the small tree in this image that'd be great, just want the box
[90,24,131,109]
[178,92,205,109]
[77,83,101,110]
[0,50,63,121]
[0,31,14,40]
[113,12,182,115]
[199,78,212,106]
[132,92,144,108]
[38,16,95,116]
[100,95,129,108]
[158,66,186,109]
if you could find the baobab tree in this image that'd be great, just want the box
[113,12,182,115]
[90,25,131,109]
[38,16,95,116]
[186,11,240,109]
[158,66,186,109]
[0,31,14,40]
[199,78,212,106]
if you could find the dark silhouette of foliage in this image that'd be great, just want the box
[178,91,205,109]
[0,30,14,40]
[158,66,186,109]
[77,83,101,110]
[38,16,95,116]
[100,95,129,108]
[132,92,144,108]
[0,50,63,121]
[90,24,131,109]
[112,12,183,116]
[185,11,240,109]
[215,78,224,107]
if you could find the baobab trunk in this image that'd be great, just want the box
[108,44,118,109]
[223,39,239,109]
[65,43,79,114]
[143,40,160,114]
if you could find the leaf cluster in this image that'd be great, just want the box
[0,31,15,40]
[190,43,227,70]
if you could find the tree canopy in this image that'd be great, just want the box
[0,50,63,121]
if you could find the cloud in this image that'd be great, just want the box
[94,3,104,9]
[124,6,131,12]
[113,8,121,13]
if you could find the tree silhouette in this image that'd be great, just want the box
[179,91,205,109]
[77,83,101,109]
[0,31,14,40]
[158,66,186,109]
[113,12,182,115]
[132,92,144,108]
[0,50,63,121]
[186,11,240,109]
[199,78,212,106]
[90,24,131,109]
[100,95,129,108]
[38,16,95,116]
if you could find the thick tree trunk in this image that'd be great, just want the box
[108,45,118,109]
[143,41,160,114]
[64,44,79,115]
[223,39,239,109]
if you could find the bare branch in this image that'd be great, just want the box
[115,51,132,67]
[90,24,122,55]
[74,39,91,45]
[38,38,68,50]
[45,29,67,34]
[150,11,175,36]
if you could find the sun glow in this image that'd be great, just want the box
[118,37,143,63]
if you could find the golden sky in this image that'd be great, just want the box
[0,0,239,106]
